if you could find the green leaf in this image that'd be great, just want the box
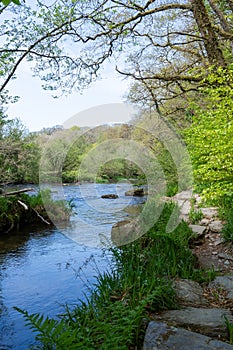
[1,0,21,5]
[1,0,11,5]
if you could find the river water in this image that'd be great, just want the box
[0,183,145,350]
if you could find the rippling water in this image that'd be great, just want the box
[0,183,145,349]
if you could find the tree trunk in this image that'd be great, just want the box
[190,0,226,66]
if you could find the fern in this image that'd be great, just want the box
[14,307,78,349]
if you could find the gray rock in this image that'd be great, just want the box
[197,255,223,271]
[101,194,119,199]
[200,207,219,219]
[172,279,208,306]
[174,189,193,200]
[209,275,233,299]
[143,321,233,350]
[218,253,233,261]
[214,238,225,246]
[161,307,233,337]
[125,188,144,196]
[209,221,224,233]
[200,218,210,226]
[189,224,207,236]
[179,200,192,215]
[111,220,142,246]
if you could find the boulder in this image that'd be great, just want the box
[172,279,208,306]
[209,221,224,233]
[189,224,207,236]
[111,220,137,246]
[101,194,119,199]
[143,321,233,350]
[160,307,233,337]
[125,188,144,196]
[209,275,233,299]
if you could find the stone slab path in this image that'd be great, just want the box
[143,190,233,349]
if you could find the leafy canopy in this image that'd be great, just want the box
[184,65,233,203]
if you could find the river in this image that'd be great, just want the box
[0,183,145,349]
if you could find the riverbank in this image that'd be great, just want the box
[12,188,233,348]
[0,189,71,233]
[17,201,214,349]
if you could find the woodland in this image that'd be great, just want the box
[1,0,233,348]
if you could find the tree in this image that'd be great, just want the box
[184,65,233,203]
[1,0,233,104]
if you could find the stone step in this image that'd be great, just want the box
[160,307,233,338]
[143,321,233,350]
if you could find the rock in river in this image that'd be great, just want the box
[101,194,119,199]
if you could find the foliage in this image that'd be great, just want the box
[223,315,233,345]
[184,65,233,204]
[0,189,72,232]
[1,0,233,100]
[16,202,213,349]
[218,194,233,242]
[188,202,203,224]
[0,114,40,184]
[97,159,144,183]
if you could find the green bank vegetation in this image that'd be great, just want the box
[0,189,72,233]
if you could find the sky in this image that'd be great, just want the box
[7,60,136,132]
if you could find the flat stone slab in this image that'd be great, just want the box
[143,321,233,350]
[172,279,208,306]
[174,189,193,200]
[200,207,219,219]
[161,307,233,337]
[209,221,224,233]
[189,224,206,236]
[209,275,233,299]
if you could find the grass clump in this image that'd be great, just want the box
[17,202,208,349]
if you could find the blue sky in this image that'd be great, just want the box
[7,60,134,132]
